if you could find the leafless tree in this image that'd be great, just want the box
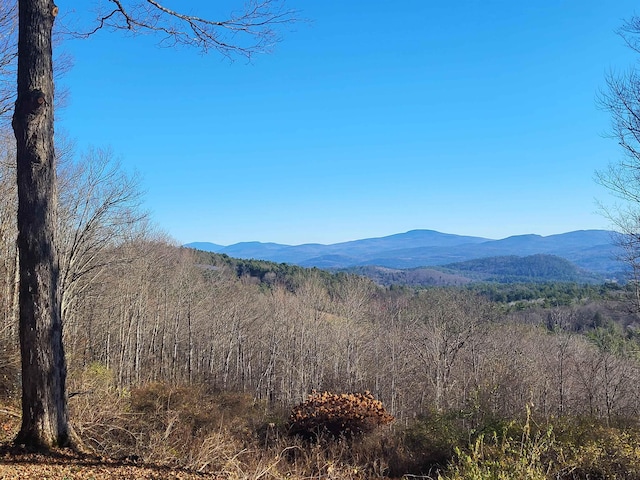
[407,289,494,413]
[0,0,16,121]
[597,14,640,306]
[0,130,17,330]
[57,146,146,322]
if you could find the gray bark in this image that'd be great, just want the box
[13,0,70,447]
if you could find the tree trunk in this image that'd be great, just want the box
[13,0,69,448]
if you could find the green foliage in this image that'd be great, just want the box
[469,281,624,309]
[288,391,394,439]
[437,411,640,480]
[188,248,341,292]
[551,417,640,479]
[439,407,555,480]
[586,322,640,357]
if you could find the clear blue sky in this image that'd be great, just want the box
[58,1,638,246]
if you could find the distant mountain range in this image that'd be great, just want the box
[346,254,607,286]
[185,229,627,283]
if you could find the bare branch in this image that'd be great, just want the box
[57,146,149,320]
[0,0,17,122]
[619,16,640,54]
[69,0,299,59]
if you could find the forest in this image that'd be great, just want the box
[3,140,640,477]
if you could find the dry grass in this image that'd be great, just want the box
[63,369,396,479]
[5,366,640,479]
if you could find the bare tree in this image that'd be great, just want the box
[407,289,494,413]
[0,0,16,121]
[14,0,296,448]
[597,14,640,305]
[0,130,17,329]
[57,146,146,321]
[0,0,70,125]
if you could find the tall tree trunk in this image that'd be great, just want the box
[13,0,69,447]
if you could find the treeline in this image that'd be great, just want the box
[192,251,624,308]
[191,250,335,292]
[345,265,471,288]
[468,281,627,308]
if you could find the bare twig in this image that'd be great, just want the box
[68,0,299,59]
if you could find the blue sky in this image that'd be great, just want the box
[58,1,638,246]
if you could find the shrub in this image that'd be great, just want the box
[389,411,467,476]
[288,391,394,439]
[552,417,640,479]
[438,418,555,480]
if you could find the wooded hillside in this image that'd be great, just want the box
[3,149,640,477]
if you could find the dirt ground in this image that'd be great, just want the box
[0,409,219,480]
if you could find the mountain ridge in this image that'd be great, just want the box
[185,229,623,279]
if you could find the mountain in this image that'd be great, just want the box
[185,229,625,279]
[438,254,602,283]
[188,230,487,260]
[346,254,602,285]
[186,241,225,253]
